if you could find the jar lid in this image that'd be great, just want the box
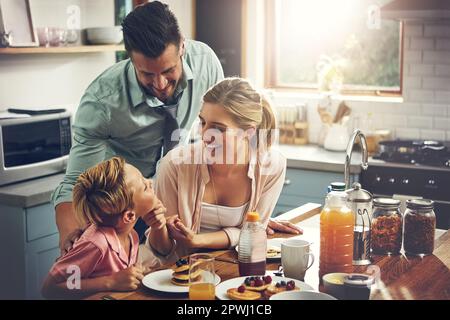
[346,182,373,203]
[343,274,375,287]
[373,197,401,208]
[406,199,434,210]
[330,182,346,191]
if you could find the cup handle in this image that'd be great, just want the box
[304,253,315,271]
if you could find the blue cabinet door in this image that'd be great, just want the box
[272,168,358,217]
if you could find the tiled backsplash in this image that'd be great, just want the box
[269,21,450,144]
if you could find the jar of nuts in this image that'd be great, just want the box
[371,198,403,255]
[404,199,436,256]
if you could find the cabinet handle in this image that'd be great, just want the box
[284,179,291,186]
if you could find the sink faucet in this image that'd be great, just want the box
[345,129,369,189]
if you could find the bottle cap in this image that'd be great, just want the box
[246,212,260,222]
[330,182,346,191]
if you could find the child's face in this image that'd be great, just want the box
[124,164,158,218]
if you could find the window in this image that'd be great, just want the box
[265,0,403,96]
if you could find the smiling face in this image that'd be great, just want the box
[131,43,184,103]
[123,164,157,218]
[199,102,254,164]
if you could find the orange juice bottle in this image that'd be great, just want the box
[319,182,354,279]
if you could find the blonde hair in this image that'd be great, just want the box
[72,157,134,228]
[203,77,277,148]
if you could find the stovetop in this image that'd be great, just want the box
[372,140,450,169]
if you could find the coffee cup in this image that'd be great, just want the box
[281,239,314,281]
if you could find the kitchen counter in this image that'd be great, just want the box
[277,144,363,174]
[0,173,64,208]
[0,145,361,208]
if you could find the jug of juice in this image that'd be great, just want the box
[319,182,354,279]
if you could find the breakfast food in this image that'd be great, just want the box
[170,257,202,286]
[226,276,300,300]
[267,246,281,258]
[227,286,262,300]
[263,280,299,299]
[243,275,272,291]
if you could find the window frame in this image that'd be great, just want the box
[264,0,404,97]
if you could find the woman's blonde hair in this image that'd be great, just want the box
[72,157,134,228]
[203,77,277,148]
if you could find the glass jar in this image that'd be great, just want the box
[403,199,436,256]
[371,198,403,255]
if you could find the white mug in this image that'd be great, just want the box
[281,239,315,281]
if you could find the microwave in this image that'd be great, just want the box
[0,111,72,186]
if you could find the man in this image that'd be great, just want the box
[53,2,301,253]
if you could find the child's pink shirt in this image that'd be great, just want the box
[49,224,139,282]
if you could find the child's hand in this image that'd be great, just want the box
[109,264,144,291]
[142,199,167,230]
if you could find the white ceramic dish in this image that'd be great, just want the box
[215,275,313,300]
[86,26,123,44]
[269,290,337,300]
[142,269,221,294]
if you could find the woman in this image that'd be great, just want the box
[145,78,300,264]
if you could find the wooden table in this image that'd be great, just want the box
[86,204,450,300]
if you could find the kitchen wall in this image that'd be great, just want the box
[0,0,115,111]
[0,0,193,112]
[258,20,450,143]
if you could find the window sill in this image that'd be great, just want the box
[264,89,404,104]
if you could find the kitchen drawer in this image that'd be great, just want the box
[26,203,58,242]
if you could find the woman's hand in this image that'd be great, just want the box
[166,217,199,249]
[142,199,167,230]
[266,219,303,235]
[107,264,144,291]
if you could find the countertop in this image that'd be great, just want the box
[0,144,361,208]
[277,144,363,174]
[0,173,65,208]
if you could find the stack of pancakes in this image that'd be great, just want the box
[171,258,191,286]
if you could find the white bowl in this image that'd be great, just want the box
[86,26,123,45]
[269,290,337,300]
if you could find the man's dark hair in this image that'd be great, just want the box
[122,1,182,58]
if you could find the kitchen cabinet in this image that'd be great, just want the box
[272,168,359,217]
[0,202,59,299]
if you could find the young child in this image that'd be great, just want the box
[41,157,167,299]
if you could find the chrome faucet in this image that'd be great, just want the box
[345,129,369,189]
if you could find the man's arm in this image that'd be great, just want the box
[52,93,110,250]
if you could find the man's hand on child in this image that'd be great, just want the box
[108,264,144,291]
[60,228,83,256]
[142,199,167,230]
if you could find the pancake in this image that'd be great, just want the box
[171,278,190,286]
[264,284,300,298]
[227,288,261,300]
[244,283,270,292]
[266,246,281,258]
[172,271,190,281]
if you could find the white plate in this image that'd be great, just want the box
[215,275,314,300]
[270,290,337,300]
[235,238,284,260]
[142,269,221,294]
